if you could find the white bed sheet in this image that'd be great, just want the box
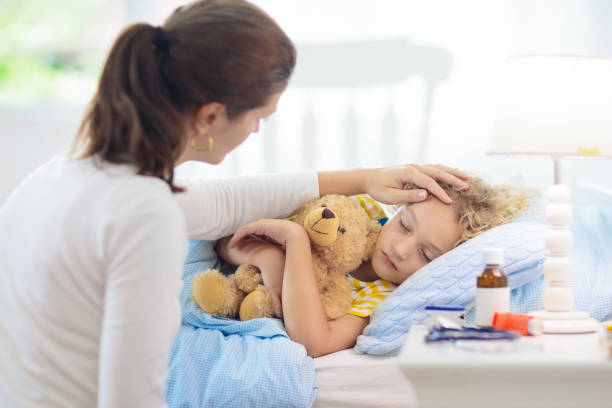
[313,349,417,408]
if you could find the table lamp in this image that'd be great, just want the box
[489,55,612,333]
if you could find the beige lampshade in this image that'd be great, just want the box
[489,56,612,158]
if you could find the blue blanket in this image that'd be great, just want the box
[166,241,316,408]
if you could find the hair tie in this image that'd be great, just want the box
[153,26,170,53]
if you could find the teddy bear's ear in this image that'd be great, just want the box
[292,197,322,225]
[362,220,382,262]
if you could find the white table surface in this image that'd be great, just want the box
[399,325,612,408]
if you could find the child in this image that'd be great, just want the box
[219,177,535,356]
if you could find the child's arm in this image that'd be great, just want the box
[230,219,368,357]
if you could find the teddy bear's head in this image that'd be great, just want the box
[293,194,381,276]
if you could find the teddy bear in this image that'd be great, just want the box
[191,194,382,321]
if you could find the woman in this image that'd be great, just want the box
[0,0,467,407]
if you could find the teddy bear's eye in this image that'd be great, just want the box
[338,226,346,234]
[321,204,327,208]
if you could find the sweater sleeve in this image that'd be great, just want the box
[174,172,319,240]
[97,183,186,408]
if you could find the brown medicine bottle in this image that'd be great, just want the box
[475,248,509,327]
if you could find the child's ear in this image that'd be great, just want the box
[363,220,382,262]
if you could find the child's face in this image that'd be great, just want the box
[371,198,463,285]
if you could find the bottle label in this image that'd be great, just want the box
[475,287,510,327]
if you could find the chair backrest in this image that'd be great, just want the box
[257,38,453,173]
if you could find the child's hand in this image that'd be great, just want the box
[229,219,308,249]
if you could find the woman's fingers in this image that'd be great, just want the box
[391,164,471,204]
[419,164,470,190]
[366,164,471,205]
[400,166,453,204]
[426,164,469,180]
[396,187,429,203]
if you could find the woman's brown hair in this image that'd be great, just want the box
[73,0,296,191]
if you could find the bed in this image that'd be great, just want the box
[168,218,548,407]
[167,183,612,408]
[314,349,416,408]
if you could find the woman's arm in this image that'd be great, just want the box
[230,219,369,357]
[176,165,468,241]
[175,172,319,241]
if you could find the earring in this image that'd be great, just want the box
[191,135,213,152]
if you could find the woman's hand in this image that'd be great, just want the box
[362,164,470,205]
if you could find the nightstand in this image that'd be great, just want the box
[398,325,612,408]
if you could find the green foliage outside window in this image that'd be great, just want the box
[0,0,103,104]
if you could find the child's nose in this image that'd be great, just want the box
[392,239,413,261]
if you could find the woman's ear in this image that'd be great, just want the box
[194,102,227,135]
[363,220,382,262]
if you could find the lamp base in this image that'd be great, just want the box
[529,310,599,334]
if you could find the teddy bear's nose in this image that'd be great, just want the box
[322,208,335,219]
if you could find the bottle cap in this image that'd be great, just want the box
[527,318,543,336]
[483,248,504,265]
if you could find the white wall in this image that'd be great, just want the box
[0,104,85,203]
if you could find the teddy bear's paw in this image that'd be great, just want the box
[234,264,262,292]
[239,285,275,321]
[192,269,244,318]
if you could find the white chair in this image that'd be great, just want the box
[258,38,453,173]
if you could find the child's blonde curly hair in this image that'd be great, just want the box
[438,176,538,247]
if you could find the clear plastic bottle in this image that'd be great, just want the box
[475,248,509,327]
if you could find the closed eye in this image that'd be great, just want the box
[419,248,432,263]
